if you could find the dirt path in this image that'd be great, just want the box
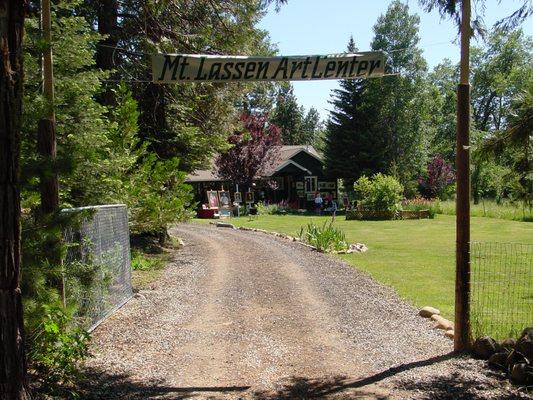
[82,224,527,399]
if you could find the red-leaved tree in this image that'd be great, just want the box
[419,154,456,199]
[215,113,281,188]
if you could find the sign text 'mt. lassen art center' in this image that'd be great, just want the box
[152,52,385,83]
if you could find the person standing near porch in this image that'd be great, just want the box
[325,192,338,220]
[314,192,323,215]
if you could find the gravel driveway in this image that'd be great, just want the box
[82,224,529,399]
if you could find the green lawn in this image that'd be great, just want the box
[193,214,532,337]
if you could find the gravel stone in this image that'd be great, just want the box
[81,224,530,399]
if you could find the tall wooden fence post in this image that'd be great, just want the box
[455,0,472,352]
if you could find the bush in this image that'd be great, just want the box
[298,221,348,253]
[27,305,90,398]
[256,202,279,215]
[354,173,404,212]
[127,155,194,243]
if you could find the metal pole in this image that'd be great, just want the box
[455,0,471,352]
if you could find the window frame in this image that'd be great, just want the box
[304,176,317,193]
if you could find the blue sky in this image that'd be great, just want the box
[258,0,533,120]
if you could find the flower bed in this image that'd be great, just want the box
[346,209,430,220]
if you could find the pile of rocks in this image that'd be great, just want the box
[473,327,533,385]
[344,243,369,253]
[418,306,454,339]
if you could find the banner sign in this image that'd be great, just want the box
[152,52,385,83]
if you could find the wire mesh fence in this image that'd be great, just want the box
[471,241,532,340]
[63,204,133,331]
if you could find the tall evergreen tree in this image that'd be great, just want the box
[270,83,303,144]
[364,0,431,189]
[300,106,323,146]
[324,37,387,188]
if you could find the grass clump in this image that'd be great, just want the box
[438,199,531,221]
[131,249,165,271]
[402,197,442,218]
[298,221,348,253]
[130,241,172,289]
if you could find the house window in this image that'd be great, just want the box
[304,176,317,193]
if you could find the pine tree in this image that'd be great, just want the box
[364,0,431,189]
[324,37,387,188]
[270,83,304,144]
[301,107,323,146]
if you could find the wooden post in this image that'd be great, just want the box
[39,0,64,304]
[41,0,54,117]
[39,0,58,212]
[455,0,472,352]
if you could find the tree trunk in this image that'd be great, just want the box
[37,118,59,214]
[96,0,118,106]
[0,1,31,398]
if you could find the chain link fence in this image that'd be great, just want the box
[471,242,532,340]
[63,204,133,331]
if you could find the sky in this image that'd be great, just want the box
[258,0,533,120]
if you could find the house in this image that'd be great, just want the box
[186,145,337,209]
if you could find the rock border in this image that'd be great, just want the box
[472,329,533,386]
[418,306,455,340]
[210,222,366,254]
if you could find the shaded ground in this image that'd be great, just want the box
[80,224,529,399]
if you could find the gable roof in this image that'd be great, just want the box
[185,159,222,183]
[186,145,322,183]
[258,145,321,177]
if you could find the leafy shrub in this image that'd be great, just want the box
[256,201,292,215]
[256,202,279,215]
[298,221,348,253]
[27,305,90,398]
[354,173,404,212]
[127,155,194,243]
